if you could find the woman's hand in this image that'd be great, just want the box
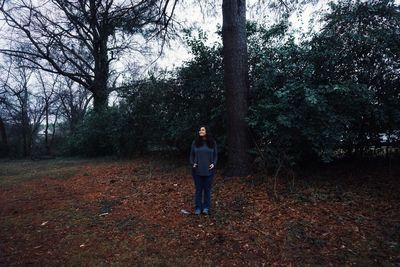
[209,163,214,170]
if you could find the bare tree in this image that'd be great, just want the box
[57,77,92,132]
[0,0,178,113]
[0,56,46,157]
[36,71,59,155]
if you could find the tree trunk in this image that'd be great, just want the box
[44,99,50,155]
[90,0,109,113]
[93,86,108,112]
[22,87,30,157]
[222,0,252,177]
[92,39,108,112]
[93,40,108,113]
[50,108,59,150]
[0,116,8,157]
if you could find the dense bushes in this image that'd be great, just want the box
[64,108,120,157]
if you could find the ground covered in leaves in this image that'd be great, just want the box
[1,156,399,266]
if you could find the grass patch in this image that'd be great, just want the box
[0,158,106,186]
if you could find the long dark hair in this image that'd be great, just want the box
[195,125,216,148]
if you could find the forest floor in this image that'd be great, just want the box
[0,156,399,266]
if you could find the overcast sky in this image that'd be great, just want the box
[155,0,331,71]
[1,0,398,84]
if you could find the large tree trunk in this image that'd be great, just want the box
[92,85,108,112]
[222,0,252,177]
[91,1,110,113]
[92,33,109,112]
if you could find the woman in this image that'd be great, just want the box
[189,126,218,215]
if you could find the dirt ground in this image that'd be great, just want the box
[1,157,399,266]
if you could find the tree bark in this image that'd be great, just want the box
[90,0,110,112]
[222,0,252,177]
[92,33,109,112]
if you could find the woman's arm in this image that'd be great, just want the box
[213,142,218,166]
[189,140,195,165]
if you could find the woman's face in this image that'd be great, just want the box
[199,127,206,138]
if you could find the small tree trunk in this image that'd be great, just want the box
[222,0,252,177]
[49,108,59,150]
[44,100,50,155]
[22,87,29,157]
[0,116,8,156]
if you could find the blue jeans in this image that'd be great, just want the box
[192,171,214,211]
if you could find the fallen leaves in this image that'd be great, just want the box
[0,157,399,266]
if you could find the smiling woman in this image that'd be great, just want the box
[189,125,218,215]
